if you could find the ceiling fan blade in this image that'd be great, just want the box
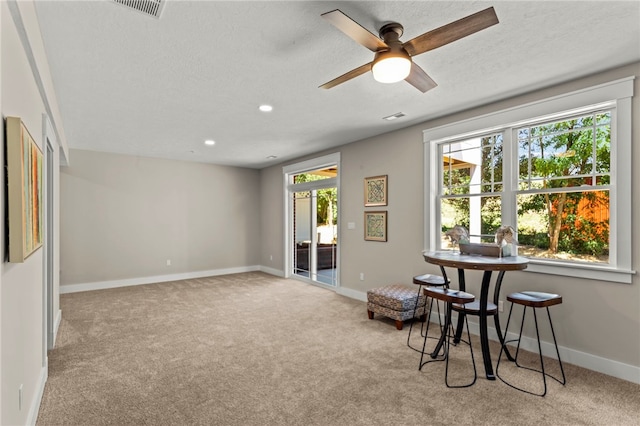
[403,7,499,57]
[322,9,388,52]
[405,63,437,93]
[319,62,373,90]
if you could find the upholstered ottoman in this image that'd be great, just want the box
[367,284,427,330]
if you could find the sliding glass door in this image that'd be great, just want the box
[284,154,339,288]
[293,188,337,286]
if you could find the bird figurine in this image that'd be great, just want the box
[445,225,469,245]
[495,225,518,246]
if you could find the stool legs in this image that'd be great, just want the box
[444,304,477,388]
[419,294,476,388]
[407,283,425,350]
[418,303,447,369]
[496,303,566,396]
[407,288,443,353]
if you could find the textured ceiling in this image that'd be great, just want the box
[34,1,640,169]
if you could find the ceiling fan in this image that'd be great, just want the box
[319,7,499,93]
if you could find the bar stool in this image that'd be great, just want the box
[407,274,447,353]
[419,287,477,388]
[496,291,566,396]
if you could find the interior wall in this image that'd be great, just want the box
[260,165,285,272]
[60,149,261,287]
[1,5,44,425]
[1,1,65,423]
[260,62,640,375]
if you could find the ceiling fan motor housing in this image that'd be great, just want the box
[375,22,411,62]
[372,21,412,83]
[378,22,404,39]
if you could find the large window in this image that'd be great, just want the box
[424,78,634,283]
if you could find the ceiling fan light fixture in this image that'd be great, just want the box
[372,51,411,83]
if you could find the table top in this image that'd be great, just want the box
[423,250,529,271]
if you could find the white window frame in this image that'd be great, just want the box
[424,77,635,284]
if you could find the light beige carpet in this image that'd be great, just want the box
[37,272,639,425]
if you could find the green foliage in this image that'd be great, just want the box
[317,188,337,225]
[516,113,610,255]
[517,228,550,249]
[294,173,337,225]
[444,112,611,259]
[558,210,609,256]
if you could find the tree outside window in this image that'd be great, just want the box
[439,111,611,264]
[517,111,610,263]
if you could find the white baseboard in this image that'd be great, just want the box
[343,288,640,385]
[60,266,261,294]
[27,362,48,426]
[53,309,61,347]
[259,266,284,277]
[336,286,367,302]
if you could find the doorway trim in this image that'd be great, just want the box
[42,114,57,363]
[283,153,340,288]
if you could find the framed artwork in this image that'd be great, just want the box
[6,117,43,263]
[364,175,387,206]
[364,211,387,242]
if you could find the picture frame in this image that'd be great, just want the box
[364,211,387,242]
[364,175,387,206]
[6,117,43,263]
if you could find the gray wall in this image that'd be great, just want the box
[1,1,65,424]
[60,149,261,285]
[260,62,640,372]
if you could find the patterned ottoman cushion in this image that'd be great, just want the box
[367,302,426,321]
[367,284,426,311]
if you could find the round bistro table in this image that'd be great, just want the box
[423,251,529,380]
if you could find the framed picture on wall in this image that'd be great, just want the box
[6,117,43,263]
[364,175,387,206]
[364,211,387,242]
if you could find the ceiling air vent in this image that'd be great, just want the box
[383,112,406,121]
[112,0,165,19]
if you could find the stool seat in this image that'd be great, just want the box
[413,274,446,286]
[452,301,498,315]
[497,290,566,396]
[507,291,562,308]
[424,287,474,305]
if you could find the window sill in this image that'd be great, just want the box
[524,259,635,284]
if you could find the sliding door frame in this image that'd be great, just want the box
[283,153,340,288]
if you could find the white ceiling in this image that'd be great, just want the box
[34,1,640,169]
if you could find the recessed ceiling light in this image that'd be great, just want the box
[266,155,278,159]
[204,140,215,146]
[259,105,273,112]
[383,112,406,121]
